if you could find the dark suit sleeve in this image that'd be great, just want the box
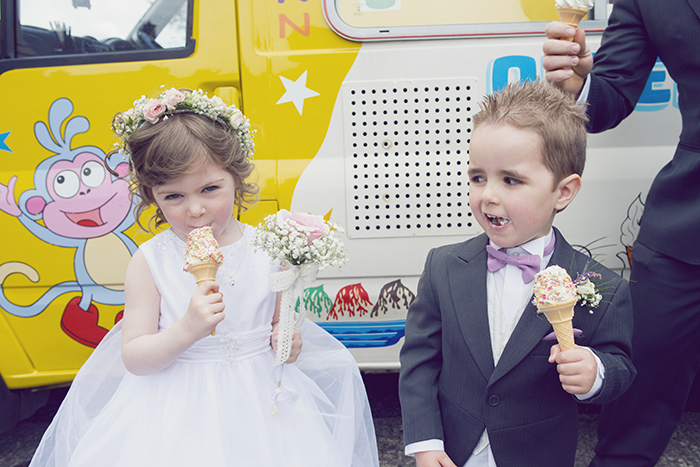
[579,276,636,405]
[399,249,445,446]
[587,0,658,133]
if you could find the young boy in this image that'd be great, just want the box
[398,80,635,467]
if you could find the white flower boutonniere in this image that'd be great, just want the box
[572,261,604,311]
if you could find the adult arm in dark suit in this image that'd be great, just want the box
[583,0,658,133]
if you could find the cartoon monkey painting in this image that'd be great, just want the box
[0,98,137,347]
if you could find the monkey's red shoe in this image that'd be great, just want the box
[60,297,109,348]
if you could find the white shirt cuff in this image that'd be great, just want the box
[575,346,605,400]
[577,74,591,104]
[405,439,445,457]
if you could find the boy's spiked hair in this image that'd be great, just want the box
[472,79,588,188]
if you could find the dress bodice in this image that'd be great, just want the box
[139,226,279,361]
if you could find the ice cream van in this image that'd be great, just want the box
[0,0,679,430]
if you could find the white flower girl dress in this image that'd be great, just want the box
[30,226,378,467]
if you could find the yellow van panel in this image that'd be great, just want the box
[0,0,360,390]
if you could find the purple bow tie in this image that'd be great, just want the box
[486,235,556,283]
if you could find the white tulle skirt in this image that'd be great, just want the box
[29,321,378,467]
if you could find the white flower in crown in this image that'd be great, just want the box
[210,95,227,113]
[112,87,255,161]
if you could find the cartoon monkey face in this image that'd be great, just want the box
[41,152,131,239]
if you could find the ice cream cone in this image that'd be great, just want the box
[187,260,219,285]
[537,297,577,351]
[187,260,220,336]
[557,6,588,41]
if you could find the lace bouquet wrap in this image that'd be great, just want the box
[252,210,347,366]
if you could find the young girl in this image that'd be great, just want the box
[30,88,379,467]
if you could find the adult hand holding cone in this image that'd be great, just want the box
[555,0,594,41]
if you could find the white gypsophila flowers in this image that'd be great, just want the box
[251,211,347,269]
[577,279,602,308]
[112,87,255,160]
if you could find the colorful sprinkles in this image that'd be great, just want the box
[184,226,224,270]
[532,265,577,308]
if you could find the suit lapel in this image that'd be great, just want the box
[447,234,495,381]
[685,0,700,22]
[489,229,575,385]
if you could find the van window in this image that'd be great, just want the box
[0,0,193,72]
[324,0,609,41]
[17,0,187,57]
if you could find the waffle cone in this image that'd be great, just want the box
[537,298,576,351]
[187,260,220,285]
[186,260,220,336]
[557,6,589,41]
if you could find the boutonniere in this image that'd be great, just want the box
[572,261,603,309]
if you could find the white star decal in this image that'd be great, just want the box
[276,70,320,116]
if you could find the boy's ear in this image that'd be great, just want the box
[554,174,582,211]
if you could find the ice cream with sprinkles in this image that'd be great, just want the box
[532,265,578,351]
[184,226,224,271]
[532,265,577,307]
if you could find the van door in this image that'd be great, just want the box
[0,0,241,395]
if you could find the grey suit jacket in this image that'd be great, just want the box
[399,229,635,467]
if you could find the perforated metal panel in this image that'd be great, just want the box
[342,78,481,239]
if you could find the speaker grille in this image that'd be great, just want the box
[342,78,480,238]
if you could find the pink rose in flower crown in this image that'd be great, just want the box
[143,99,166,124]
[229,110,244,129]
[276,209,330,245]
[162,88,185,109]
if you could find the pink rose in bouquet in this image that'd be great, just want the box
[276,209,330,245]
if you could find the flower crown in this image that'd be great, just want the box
[111,87,255,160]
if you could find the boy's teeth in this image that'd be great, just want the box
[486,214,510,226]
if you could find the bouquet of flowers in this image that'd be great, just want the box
[252,210,347,416]
[252,209,346,270]
[252,210,347,366]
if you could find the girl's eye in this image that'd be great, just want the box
[504,177,520,185]
[164,194,182,201]
[470,175,484,183]
[203,185,219,193]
